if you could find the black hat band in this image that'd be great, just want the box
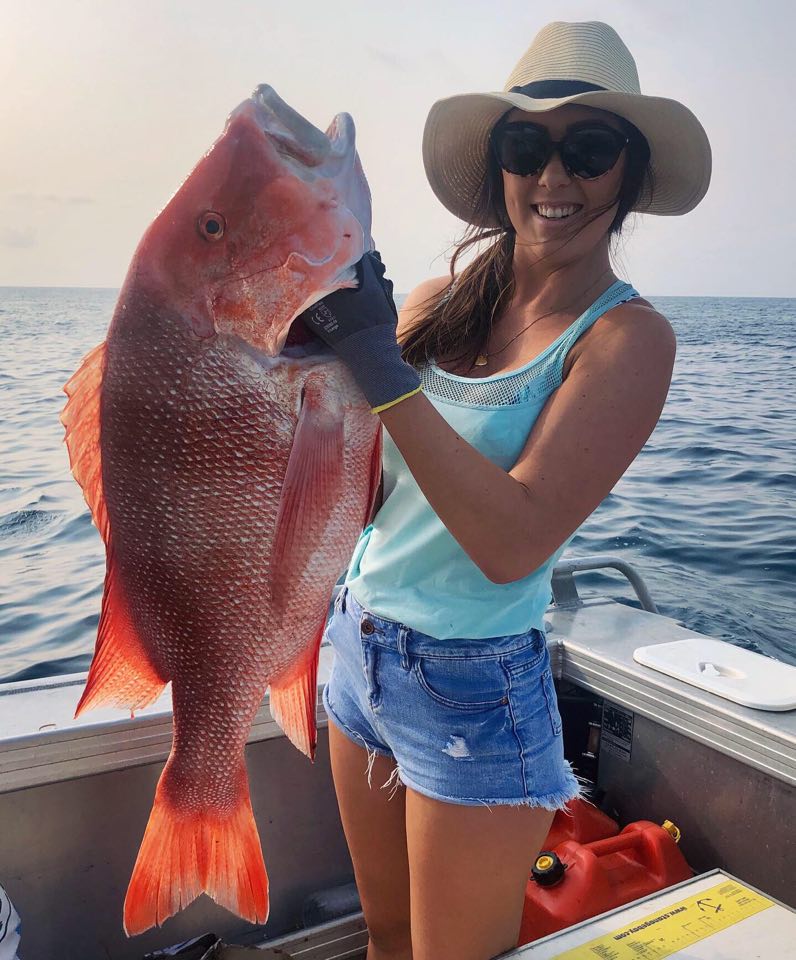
[509,80,606,98]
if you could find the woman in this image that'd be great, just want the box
[301,20,711,960]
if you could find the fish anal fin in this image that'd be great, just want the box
[270,378,345,599]
[60,341,110,542]
[123,765,269,935]
[268,620,324,761]
[75,555,167,716]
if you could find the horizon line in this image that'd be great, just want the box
[0,284,794,301]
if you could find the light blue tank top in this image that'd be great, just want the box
[344,279,640,640]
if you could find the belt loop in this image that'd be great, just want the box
[397,626,410,671]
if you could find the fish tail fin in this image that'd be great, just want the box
[123,766,269,936]
[268,620,324,761]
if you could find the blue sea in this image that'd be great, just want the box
[0,286,794,682]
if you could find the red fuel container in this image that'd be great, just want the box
[542,797,619,849]
[518,820,693,946]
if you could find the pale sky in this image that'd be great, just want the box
[1,0,794,296]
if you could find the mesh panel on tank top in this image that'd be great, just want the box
[419,283,639,407]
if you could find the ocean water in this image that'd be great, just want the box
[0,286,794,683]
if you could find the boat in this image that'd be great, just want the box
[1,555,794,959]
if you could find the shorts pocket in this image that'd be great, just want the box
[541,667,563,736]
[503,629,547,677]
[412,654,509,711]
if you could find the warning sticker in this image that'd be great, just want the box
[551,880,774,959]
[600,702,633,763]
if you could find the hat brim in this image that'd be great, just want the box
[422,89,711,226]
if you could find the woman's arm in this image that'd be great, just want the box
[364,275,451,524]
[381,289,676,584]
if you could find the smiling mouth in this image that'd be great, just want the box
[532,203,584,220]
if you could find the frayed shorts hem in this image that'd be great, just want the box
[395,767,584,812]
[324,702,582,812]
[324,699,395,759]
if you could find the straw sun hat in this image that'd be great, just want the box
[422,20,712,226]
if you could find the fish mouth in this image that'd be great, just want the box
[280,317,333,358]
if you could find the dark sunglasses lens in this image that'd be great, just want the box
[562,128,626,178]
[496,128,549,176]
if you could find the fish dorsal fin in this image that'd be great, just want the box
[61,341,167,715]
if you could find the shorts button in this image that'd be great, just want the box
[501,696,509,705]
[361,619,376,635]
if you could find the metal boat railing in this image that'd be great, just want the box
[550,554,659,613]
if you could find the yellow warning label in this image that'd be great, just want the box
[551,880,774,959]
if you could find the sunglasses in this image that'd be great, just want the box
[492,121,630,180]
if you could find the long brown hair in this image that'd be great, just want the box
[400,111,654,371]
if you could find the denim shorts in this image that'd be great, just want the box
[321,586,583,810]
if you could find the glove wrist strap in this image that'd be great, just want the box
[371,385,423,415]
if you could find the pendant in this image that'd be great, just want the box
[475,354,488,367]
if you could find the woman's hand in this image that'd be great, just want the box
[300,252,422,413]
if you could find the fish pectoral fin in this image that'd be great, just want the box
[268,619,324,760]
[270,377,345,600]
[61,340,167,716]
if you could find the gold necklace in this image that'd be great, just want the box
[474,270,613,367]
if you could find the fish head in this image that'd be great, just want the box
[136,85,373,354]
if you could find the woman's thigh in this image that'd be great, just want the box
[405,788,554,960]
[327,720,412,955]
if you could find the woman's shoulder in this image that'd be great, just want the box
[569,295,674,375]
[604,296,674,341]
[397,275,451,339]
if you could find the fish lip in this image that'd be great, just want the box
[235,85,332,167]
[214,249,335,289]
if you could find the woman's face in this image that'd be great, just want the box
[498,104,627,261]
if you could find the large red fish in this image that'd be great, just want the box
[60,86,382,935]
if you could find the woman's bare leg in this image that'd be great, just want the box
[327,721,412,960]
[405,787,555,960]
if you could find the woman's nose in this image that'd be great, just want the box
[536,148,572,189]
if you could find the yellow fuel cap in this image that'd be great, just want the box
[661,819,681,843]
[531,851,567,887]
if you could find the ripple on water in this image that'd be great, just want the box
[0,508,63,542]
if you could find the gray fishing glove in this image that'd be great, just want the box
[300,251,422,413]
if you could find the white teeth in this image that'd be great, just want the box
[536,204,580,219]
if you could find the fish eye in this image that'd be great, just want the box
[198,211,226,241]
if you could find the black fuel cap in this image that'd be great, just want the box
[531,851,567,886]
